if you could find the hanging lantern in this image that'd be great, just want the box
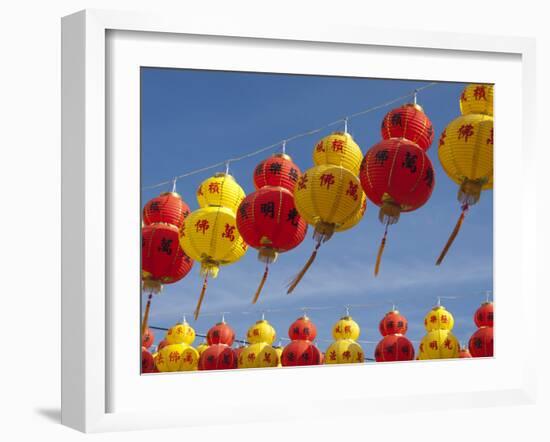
[474,302,494,328]
[332,316,360,341]
[325,339,364,364]
[312,131,363,176]
[379,310,408,336]
[246,319,277,345]
[207,321,236,346]
[142,327,154,349]
[460,84,494,116]
[253,153,302,192]
[359,137,435,275]
[238,342,279,369]
[458,347,472,358]
[436,84,493,265]
[155,343,199,372]
[165,320,196,345]
[180,172,248,319]
[199,344,237,370]
[468,326,494,357]
[237,183,307,303]
[374,335,415,362]
[141,347,156,373]
[281,340,322,366]
[381,103,434,151]
[196,341,209,356]
[419,329,459,359]
[143,192,191,229]
[424,305,455,332]
[273,345,284,367]
[288,316,317,341]
[235,342,247,361]
[196,173,245,213]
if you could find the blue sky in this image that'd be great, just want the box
[141,68,493,358]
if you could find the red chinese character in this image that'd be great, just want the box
[335,326,342,334]
[458,124,474,142]
[315,141,325,152]
[297,173,308,190]
[429,341,438,350]
[195,219,210,234]
[169,352,181,363]
[440,315,448,324]
[320,173,335,189]
[176,327,183,334]
[183,353,193,363]
[439,129,447,146]
[356,352,363,362]
[156,353,164,365]
[487,128,494,145]
[253,329,259,336]
[473,86,487,101]
[247,352,256,362]
[460,90,467,102]
[222,223,236,242]
[331,139,344,153]
[430,315,437,323]
[263,353,272,363]
[344,325,351,333]
[346,181,358,201]
[208,182,220,193]
[329,351,337,361]
[443,339,453,349]
[197,185,204,196]
[342,350,351,360]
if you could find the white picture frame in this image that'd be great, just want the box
[61,9,537,433]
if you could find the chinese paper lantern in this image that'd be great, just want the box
[436,84,493,264]
[419,330,459,359]
[237,165,307,302]
[273,345,284,367]
[196,341,209,356]
[281,340,322,366]
[247,319,277,345]
[165,319,196,345]
[312,131,363,176]
[207,321,236,346]
[325,339,364,364]
[381,103,434,151]
[142,327,154,349]
[332,316,360,341]
[468,327,493,357]
[142,347,156,373]
[143,192,191,229]
[253,153,301,192]
[375,335,415,362]
[474,302,494,328]
[458,347,472,358]
[238,342,279,369]
[423,305,455,332]
[180,173,247,319]
[235,343,247,361]
[360,136,434,275]
[199,344,237,370]
[155,343,199,372]
[379,310,408,336]
[288,315,317,341]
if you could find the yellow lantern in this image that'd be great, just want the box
[313,132,363,176]
[196,173,246,213]
[332,316,360,341]
[196,341,209,356]
[155,343,200,372]
[238,342,279,369]
[459,84,494,116]
[419,330,459,360]
[424,305,455,332]
[246,319,277,345]
[336,191,367,233]
[324,339,364,364]
[165,320,196,345]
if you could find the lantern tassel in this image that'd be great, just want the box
[141,293,153,339]
[436,204,469,265]
[287,241,321,294]
[374,223,390,276]
[252,263,269,304]
[194,275,208,320]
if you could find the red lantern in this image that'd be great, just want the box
[374,335,415,362]
[468,326,494,357]
[142,223,194,292]
[281,340,322,366]
[157,339,169,351]
[199,344,237,370]
[142,327,154,349]
[143,192,191,229]
[253,153,301,192]
[458,347,472,358]
[141,347,156,373]
[378,310,408,336]
[207,322,236,346]
[381,104,434,151]
[288,316,317,341]
[359,138,435,275]
[474,302,494,328]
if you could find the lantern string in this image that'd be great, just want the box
[141,82,438,191]
[171,177,177,193]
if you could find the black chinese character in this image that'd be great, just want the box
[255,163,264,176]
[158,238,173,255]
[149,201,161,212]
[391,113,403,127]
[260,201,275,218]
[374,149,389,166]
[269,162,282,175]
[423,167,434,187]
[288,168,298,182]
[402,152,418,173]
[239,202,250,219]
[287,208,299,227]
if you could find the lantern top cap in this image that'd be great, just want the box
[213,172,234,179]
[403,102,424,112]
[159,191,181,198]
[272,153,293,161]
[255,319,269,324]
[339,315,353,320]
[481,301,493,306]
[386,309,400,315]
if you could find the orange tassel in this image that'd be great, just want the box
[252,264,269,304]
[287,241,321,294]
[436,205,469,265]
[374,225,389,276]
[141,293,153,338]
[194,276,208,320]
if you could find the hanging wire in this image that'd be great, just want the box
[141,82,438,191]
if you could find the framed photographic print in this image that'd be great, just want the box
[61,9,537,433]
